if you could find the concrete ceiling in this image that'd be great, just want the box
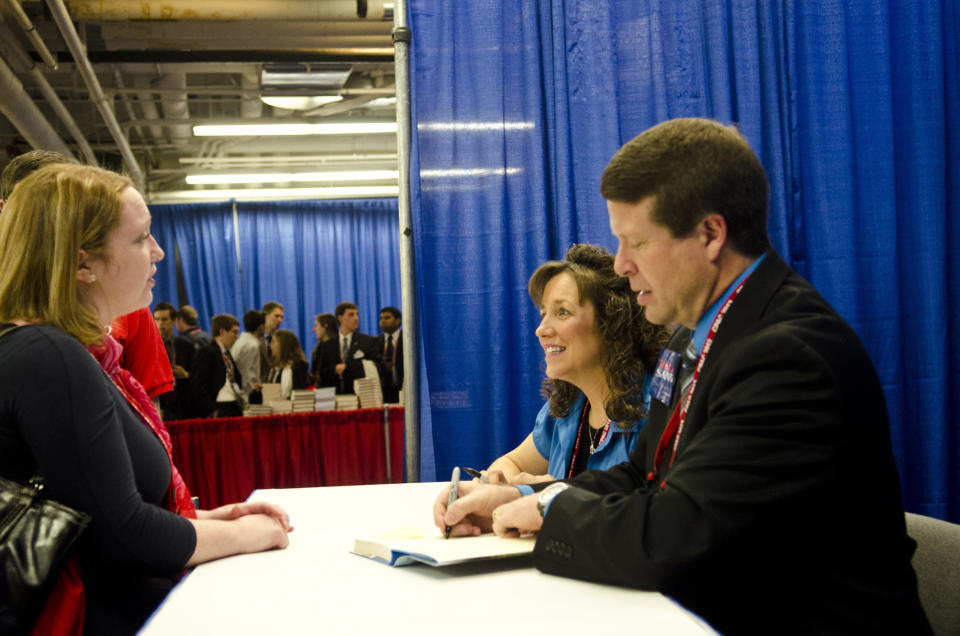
[0,0,398,201]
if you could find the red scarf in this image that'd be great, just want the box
[88,333,198,519]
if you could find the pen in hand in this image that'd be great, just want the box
[462,466,489,483]
[444,466,460,539]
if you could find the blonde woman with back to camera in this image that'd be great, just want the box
[0,164,292,634]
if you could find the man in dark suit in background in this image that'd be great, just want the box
[190,313,243,418]
[376,306,403,403]
[317,302,381,394]
[436,118,930,635]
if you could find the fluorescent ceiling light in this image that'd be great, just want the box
[261,95,344,111]
[186,170,398,185]
[417,121,535,132]
[420,167,522,178]
[193,122,397,136]
[150,185,399,203]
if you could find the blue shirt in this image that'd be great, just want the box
[691,254,765,355]
[531,376,652,480]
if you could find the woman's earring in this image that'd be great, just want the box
[89,274,96,282]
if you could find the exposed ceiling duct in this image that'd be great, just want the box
[0,54,72,155]
[0,0,397,199]
[68,0,395,21]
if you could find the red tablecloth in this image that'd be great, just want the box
[167,407,404,509]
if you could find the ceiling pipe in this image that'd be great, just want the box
[69,0,392,21]
[157,71,191,144]
[0,54,73,155]
[240,70,263,119]
[44,0,144,188]
[134,76,165,142]
[0,23,95,162]
[1,0,59,69]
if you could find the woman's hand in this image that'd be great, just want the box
[187,501,293,566]
[507,472,557,485]
[197,501,293,531]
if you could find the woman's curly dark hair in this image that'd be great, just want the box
[529,244,670,427]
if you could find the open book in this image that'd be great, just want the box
[351,525,535,567]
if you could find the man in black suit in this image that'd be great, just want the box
[317,302,382,395]
[190,313,243,418]
[436,119,930,634]
[376,306,403,403]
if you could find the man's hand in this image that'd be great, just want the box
[433,481,521,537]
[490,493,543,537]
[335,362,346,377]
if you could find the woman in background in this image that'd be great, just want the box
[484,244,669,484]
[310,312,337,385]
[0,164,291,634]
[269,328,309,398]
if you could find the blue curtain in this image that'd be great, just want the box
[409,0,959,521]
[149,199,400,357]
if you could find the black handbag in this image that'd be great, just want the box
[0,474,91,633]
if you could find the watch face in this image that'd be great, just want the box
[538,483,568,517]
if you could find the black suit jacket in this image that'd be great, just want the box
[317,332,382,394]
[375,331,403,402]
[189,341,241,417]
[534,251,930,635]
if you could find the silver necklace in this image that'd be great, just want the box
[587,422,603,454]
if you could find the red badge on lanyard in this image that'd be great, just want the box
[646,274,752,489]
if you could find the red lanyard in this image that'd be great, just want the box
[568,401,610,479]
[647,275,752,486]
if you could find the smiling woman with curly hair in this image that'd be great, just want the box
[484,244,670,484]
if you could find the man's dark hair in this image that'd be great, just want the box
[335,302,358,318]
[1,150,78,200]
[379,306,401,320]
[210,313,239,337]
[601,118,770,256]
[153,302,177,319]
[262,301,283,315]
[178,305,199,327]
[243,309,265,332]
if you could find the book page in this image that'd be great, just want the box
[352,526,535,566]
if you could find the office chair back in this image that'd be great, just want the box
[905,512,960,636]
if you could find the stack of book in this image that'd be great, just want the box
[314,387,336,411]
[244,403,273,416]
[353,377,383,409]
[291,389,315,412]
[260,383,283,402]
[265,399,293,413]
[335,394,360,410]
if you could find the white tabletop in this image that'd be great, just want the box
[140,482,714,635]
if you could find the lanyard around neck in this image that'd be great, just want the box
[648,273,753,486]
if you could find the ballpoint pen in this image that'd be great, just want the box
[444,466,460,539]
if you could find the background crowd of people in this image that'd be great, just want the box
[151,298,405,419]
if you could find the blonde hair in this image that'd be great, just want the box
[0,164,133,345]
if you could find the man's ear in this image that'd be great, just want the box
[699,213,728,262]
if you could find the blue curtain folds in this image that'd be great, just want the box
[149,198,400,359]
[409,0,959,520]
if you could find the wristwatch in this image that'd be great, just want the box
[537,482,570,518]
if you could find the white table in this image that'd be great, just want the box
[140,482,714,635]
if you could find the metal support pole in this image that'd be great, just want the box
[392,0,418,482]
[383,405,392,483]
